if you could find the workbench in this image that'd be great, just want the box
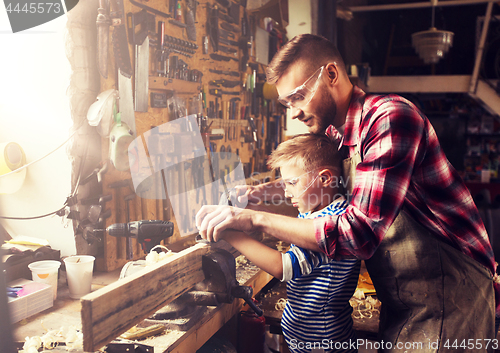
[12,254,381,353]
[12,245,274,353]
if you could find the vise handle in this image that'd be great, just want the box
[231,286,263,316]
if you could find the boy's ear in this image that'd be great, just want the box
[318,169,335,186]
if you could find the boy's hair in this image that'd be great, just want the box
[266,34,346,85]
[267,133,341,174]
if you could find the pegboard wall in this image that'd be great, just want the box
[93,0,287,271]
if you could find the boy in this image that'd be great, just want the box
[220,133,360,353]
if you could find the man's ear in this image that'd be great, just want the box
[324,63,338,84]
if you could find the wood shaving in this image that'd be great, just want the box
[275,298,287,311]
[352,288,365,300]
[20,326,83,352]
[235,255,249,268]
[145,245,175,265]
[349,295,380,319]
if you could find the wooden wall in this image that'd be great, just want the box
[95,0,286,271]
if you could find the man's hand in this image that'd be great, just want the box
[233,179,285,206]
[196,205,258,242]
[233,185,259,205]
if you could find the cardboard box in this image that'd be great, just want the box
[7,279,53,323]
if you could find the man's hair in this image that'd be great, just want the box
[267,133,341,174]
[266,34,346,84]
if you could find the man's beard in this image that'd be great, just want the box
[310,90,337,134]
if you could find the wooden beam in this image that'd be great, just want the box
[81,242,232,352]
[367,75,471,93]
[473,80,500,117]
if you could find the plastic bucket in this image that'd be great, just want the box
[28,260,61,300]
[64,255,95,299]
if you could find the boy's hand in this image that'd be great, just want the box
[196,205,256,242]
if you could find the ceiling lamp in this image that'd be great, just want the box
[411,0,454,64]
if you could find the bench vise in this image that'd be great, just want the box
[159,249,263,317]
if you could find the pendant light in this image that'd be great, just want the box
[411,0,454,64]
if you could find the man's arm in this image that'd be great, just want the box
[317,100,427,259]
[222,230,284,279]
[196,206,320,252]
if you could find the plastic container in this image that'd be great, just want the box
[64,255,95,299]
[28,260,61,300]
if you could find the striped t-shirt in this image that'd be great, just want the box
[281,197,360,353]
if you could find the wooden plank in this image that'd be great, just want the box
[82,242,215,351]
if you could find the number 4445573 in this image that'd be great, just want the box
[6,2,62,14]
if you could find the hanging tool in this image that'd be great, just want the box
[209,68,239,77]
[185,0,197,41]
[156,21,169,76]
[111,0,136,135]
[210,53,238,62]
[126,9,155,45]
[111,0,132,78]
[96,0,111,79]
[127,10,153,112]
[129,0,171,18]
[220,21,238,33]
[227,2,239,24]
[219,28,235,39]
[209,79,240,88]
[217,45,237,54]
[209,88,240,97]
[219,36,238,47]
[207,4,219,52]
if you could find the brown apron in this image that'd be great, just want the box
[343,149,495,352]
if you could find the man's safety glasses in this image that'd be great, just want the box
[277,66,324,109]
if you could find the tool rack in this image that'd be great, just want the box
[97,0,287,271]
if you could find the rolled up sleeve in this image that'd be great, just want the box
[315,216,338,257]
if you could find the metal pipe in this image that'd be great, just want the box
[469,1,494,94]
[349,0,497,13]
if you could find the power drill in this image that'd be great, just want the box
[107,220,174,254]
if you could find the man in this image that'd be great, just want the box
[196,34,499,351]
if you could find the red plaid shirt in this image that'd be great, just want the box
[317,86,500,314]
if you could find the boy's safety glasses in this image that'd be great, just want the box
[282,171,319,199]
[277,66,324,109]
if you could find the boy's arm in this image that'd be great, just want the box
[222,230,284,279]
[283,246,328,281]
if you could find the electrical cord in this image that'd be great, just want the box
[0,121,83,180]
[0,205,67,220]
[0,120,91,220]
